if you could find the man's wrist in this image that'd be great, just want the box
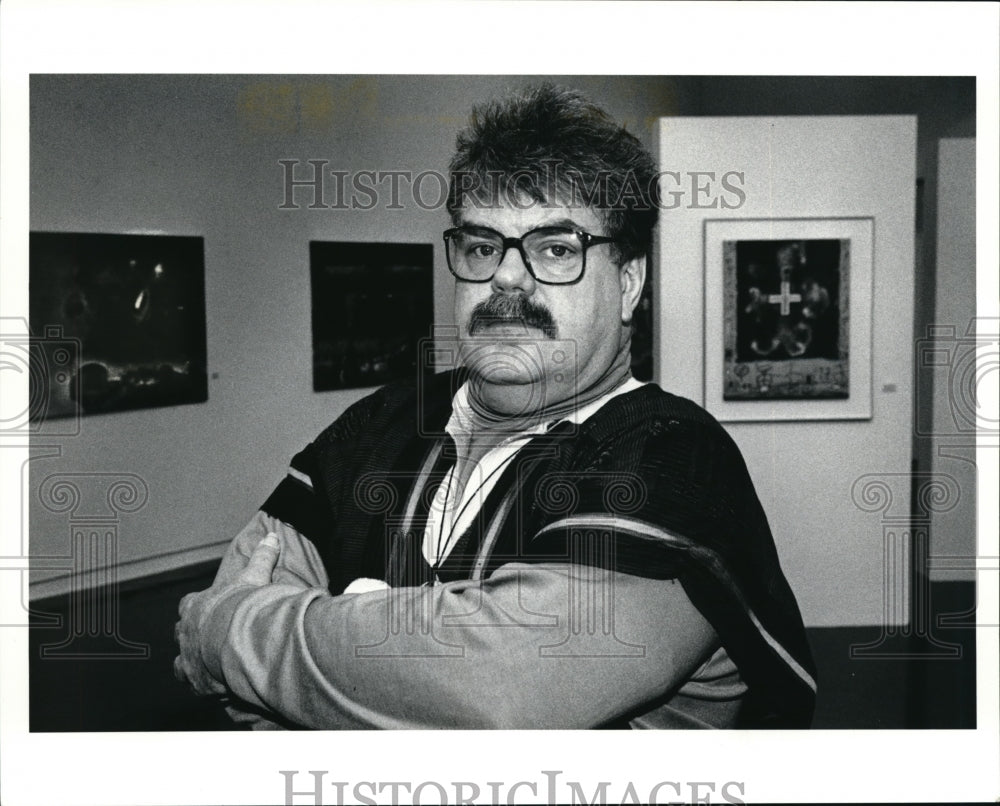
[202,583,327,687]
[197,585,255,683]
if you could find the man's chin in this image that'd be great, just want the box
[466,364,549,419]
[464,355,542,385]
[460,338,547,384]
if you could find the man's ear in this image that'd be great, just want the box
[620,255,647,325]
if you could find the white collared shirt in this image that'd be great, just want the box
[422,376,645,568]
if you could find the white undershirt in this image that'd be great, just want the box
[422,376,646,569]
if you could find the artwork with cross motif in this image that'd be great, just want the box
[722,238,849,400]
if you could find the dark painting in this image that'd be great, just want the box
[723,238,849,400]
[29,232,208,418]
[310,241,434,391]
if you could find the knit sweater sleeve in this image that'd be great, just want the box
[196,562,719,729]
[524,398,817,727]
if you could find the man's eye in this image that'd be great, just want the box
[540,241,577,259]
[468,243,497,259]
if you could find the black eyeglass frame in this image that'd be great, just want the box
[442,225,619,286]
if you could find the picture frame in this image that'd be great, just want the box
[29,231,208,418]
[703,217,874,421]
[310,240,434,391]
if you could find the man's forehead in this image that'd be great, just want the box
[456,201,605,233]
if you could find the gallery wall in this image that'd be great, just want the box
[689,78,979,594]
[658,116,916,628]
[928,138,977,580]
[27,76,977,624]
[27,75,684,595]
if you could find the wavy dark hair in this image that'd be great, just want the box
[447,84,659,265]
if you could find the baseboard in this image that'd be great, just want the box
[28,540,229,601]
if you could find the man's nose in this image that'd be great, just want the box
[491,244,536,294]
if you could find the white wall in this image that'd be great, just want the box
[27,75,683,596]
[658,117,917,627]
[928,138,977,580]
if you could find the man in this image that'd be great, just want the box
[174,84,816,729]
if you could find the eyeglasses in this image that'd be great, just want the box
[443,225,618,285]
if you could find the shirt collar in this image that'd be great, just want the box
[446,375,645,445]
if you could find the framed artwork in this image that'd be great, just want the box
[703,217,874,421]
[29,232,208,418]
[310,241,434,391]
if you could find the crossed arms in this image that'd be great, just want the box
[174,510,722,729]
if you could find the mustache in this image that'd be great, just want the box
[467,294,559,339]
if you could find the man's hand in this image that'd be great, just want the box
[173,533,281,696]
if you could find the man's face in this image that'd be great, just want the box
[453,199,644,413]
